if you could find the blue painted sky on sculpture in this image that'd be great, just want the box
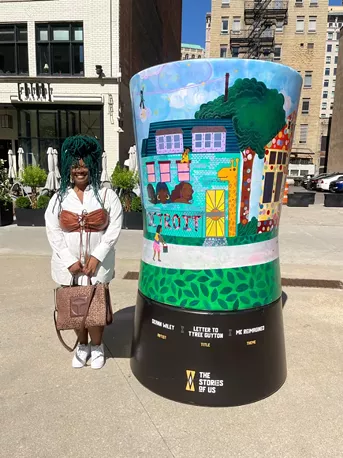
[130,59,303,157]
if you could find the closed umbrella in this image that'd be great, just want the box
[101,151,110,187]
[8,149,17,179]
[45,147,58,191]
[52,149,60,189]
[18,147,25,179]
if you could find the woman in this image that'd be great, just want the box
[153,224,165,262]
[45,135,123,369]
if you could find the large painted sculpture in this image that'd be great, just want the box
[130,59,302,406]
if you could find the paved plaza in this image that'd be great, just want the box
[0,204,342,457]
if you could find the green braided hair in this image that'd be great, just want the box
[59,135,103,203]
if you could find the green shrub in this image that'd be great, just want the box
[37,195,51,209]
[22,166,47,209]
[131,196,142,212]
[111,162,139,212]
[0,159,11,205]
[15,196,31,209]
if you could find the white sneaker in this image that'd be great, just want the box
[91,343,105,369]
[72,343,91,368]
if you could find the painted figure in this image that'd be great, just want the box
[156,182,171,204]
[147,183,157,204]
[181,147,191,163]
[153,225,166,262]
[171,182,194,204]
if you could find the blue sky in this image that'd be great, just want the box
[182,0,340,48]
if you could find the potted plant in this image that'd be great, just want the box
[111,163,143,230]
[0,159,13,226]
[15,165,49,226]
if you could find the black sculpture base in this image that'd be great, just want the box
[131,292,287,407]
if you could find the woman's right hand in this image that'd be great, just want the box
[68,261,83,275]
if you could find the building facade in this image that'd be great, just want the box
[181,43,205,60]
[206,0,327,176]
[0,0,182,173]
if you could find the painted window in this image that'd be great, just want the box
[146,162,156,183]
[269,151,277,165]
[177,161,191,181]
[263,173,274,204]
[156,133,183,154]
[159,161,171,182]
[274,172,284,202]
[192,130,226,152]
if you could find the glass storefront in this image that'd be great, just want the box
[17,105,103,169]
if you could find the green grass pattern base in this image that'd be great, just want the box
[139,259,281,311]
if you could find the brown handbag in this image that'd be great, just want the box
[54,280,113,352]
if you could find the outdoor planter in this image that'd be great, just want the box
[0,201,13,226]
[15,208,46,227]
[122,211,143,230]
[129,59,302,406]
[324,193,343,207]
[287,193,311,207]
[294,192,316,205]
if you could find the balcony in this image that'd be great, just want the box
[230,28,275,48]
[244,1,288,25]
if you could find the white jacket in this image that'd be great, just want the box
[45,186,123,286]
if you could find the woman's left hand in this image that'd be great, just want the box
[83,256,100,277]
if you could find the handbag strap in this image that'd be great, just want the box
[53,284,97,352]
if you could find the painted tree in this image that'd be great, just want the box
[195,78,286,224]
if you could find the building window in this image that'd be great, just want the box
[296,16,305,33]
[276,20,284,32]
[334,67,337,76]
[299,124,308,144]
[192,127,226,152]
[232,17,241,33]
[328,32,333,41]
[321,101,327,110]
[310,0,318,5]
[220,45,227,58]
[0,24,28,75]
[156,130,183,154]
[327,44,332,52]
[336,44,339,52]
[295,0,303,5]
[177,161,191,181]
[36,23,84,75]
[274,45,281,60]
[304,71,312,88]
[324,80,329,87]
[146,162,156,183]
[333,79,336,87]
[337,32,340,41]
[335,56,338,64]
[330,103,334,110]
[302,98,310,114]
[184,54,189,59]
[308,17,317,33]
[191,54,195,59]
[222,0,230,5]
[326,56,331,64]
[221,17,229,34]
[198,55,202,58]
[323,91,328,99]
[325,67,330,76]
[332,90,335,98]
[159,161,171,183]
[307,43,314,49]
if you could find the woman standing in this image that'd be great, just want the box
[45,136,123,369]
[153,224,165,262]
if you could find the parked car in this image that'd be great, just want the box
[316,173,343,191]
[329,178,343,193]
[301,174,314,189]
[306,173,335,191]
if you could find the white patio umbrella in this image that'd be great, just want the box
[52,149,60,189]
[7,149,17,179]
[45,147,59,191]
[101,151,111,187]
[124,145,138,172]
[18,147,25,179]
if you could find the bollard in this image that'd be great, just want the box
[129,59,302,406]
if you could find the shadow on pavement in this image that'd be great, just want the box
[282,290,288,309]
[103,306,135,359]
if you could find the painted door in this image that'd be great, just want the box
[205,190,226,237]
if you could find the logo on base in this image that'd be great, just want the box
[185,370,196,391]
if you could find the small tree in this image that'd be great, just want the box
[0,159,12,207]
[111,162,139,212]
[22,165,47,209]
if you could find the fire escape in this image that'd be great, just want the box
[230,1,288,60]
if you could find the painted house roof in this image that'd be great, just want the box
[142,119,240,157]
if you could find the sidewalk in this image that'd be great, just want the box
[0,205,342,457]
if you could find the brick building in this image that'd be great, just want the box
[205,0,327,176]
[0,0,182,172]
